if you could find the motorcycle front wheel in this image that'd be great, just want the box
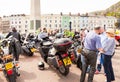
[28,52,34,56]
[58,65,69,76]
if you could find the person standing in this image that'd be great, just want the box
[102,29,115,82]
[6,27,22,43]
[80,26,103,82]
[37,28,48,40]
[80,28,86,45]
[95,27,107,74]
[6,27,22,61]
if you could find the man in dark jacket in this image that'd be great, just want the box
[6,28,22,43]
[6,27,22,61]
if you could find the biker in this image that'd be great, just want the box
[37,28,49,62]
[38,28,49,41]
[6,27,22,61]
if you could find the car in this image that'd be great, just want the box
[115,29,120,46]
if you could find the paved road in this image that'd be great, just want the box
[0,48,120,82]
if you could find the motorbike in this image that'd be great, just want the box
[39,37,74,76]
[68,34,83,70]
[0,38,20,82]
[21,34,37,56]
[22,41,36,56]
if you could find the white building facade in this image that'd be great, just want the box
[1,14,117,34]
[41,14,62,30]
[41,14,117,31]
[80,16,117,30]
[4,14,30,34]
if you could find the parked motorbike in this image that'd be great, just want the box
[22,41,36,56]
[68,34,83,70]
[39,37,74,76]
[0,39,20,82]
[21,34,37,56]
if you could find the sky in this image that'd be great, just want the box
[0,0,119,16]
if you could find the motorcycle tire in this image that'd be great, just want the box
[8,75,16,82]
[28,52,34,56]
[118,39,120,44]
[76,55,82,70]
[58,65,69,76]
[71,49,77,64]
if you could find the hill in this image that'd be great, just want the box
[90,1,120,18]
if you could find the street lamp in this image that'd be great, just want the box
[69,21,72,31]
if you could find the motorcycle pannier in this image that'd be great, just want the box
[53,38,72,52]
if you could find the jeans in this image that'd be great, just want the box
[103,55,115,82]
[80,49,97,82]
[97,54,104,71]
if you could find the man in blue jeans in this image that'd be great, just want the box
[80,26,104,82]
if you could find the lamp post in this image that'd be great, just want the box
[69,21,72,31]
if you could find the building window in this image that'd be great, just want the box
[26,21,28,23]
[45,20,47,22]
[86,24,88,27]
[19,26,21,28]
[25,30,27,32]
[59,24,61,27]
[55,20,57,23]
[49,24,51,27]
[12,21,14,24]
[60,20,61,23]
[15,22,17,24]
[82,20,84,23]
[83,24,85,27]
[19,21,21,24]
[19,30,21,32]
[55,24,57,27]
[65,25,67,27]
[50,20,52,23]
[25,25,28,28]
[78,25,80,27]
[74,25,76,27]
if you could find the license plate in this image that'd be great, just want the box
[5,62,13,70]
[63,57,72,66]
[31,48,36,52]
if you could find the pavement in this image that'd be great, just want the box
[0,47,120,82]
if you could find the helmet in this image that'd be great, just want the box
[55,33,63,38]
[38,62,45,70]
[29,33,34,38]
